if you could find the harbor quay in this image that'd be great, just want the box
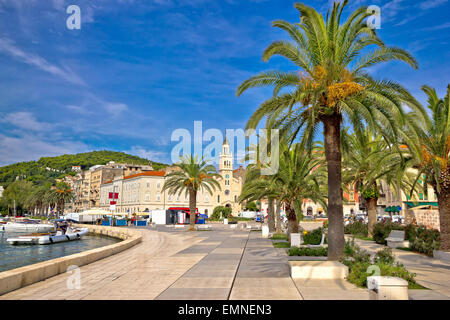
[0,223,358,300]
[0,223,448,301]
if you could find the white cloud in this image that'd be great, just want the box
[0,133,89,166]
[103,102,128,117]
[0,112,49,131]
[423,21,450,31]
[0,38,86,86]
[419,0,448,10]
[127,146,170,163]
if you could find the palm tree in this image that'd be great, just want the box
[236,1,422,259]
[270,143,326,238]
[404,85,450,251]
[239,163,279,233]
[162,155,221,231]
[25,186,49,216]
[341,128,416,237]
[47,182,74,218]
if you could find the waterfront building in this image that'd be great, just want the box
[68,161,156,212]
[378,175,438,213]
[98,139,244,216]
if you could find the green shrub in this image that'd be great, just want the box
[245,202,257,211]
[344,221,368,236]
[406,225,440,257]
[347,261,372,287]
[372,221,403,245]
[288,246,328,256]
[303,227,326,245]
[340,239,418,288]
[211,206,231,219]
[373,248,395,264]
[322,220,328,229]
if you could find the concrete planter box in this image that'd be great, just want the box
[194,224,212,231]
[368,276,408,300]
[289,261,348,279]
[433,250,450,262]
[262,226,269,238]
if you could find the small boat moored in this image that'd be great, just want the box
[6,220,89,245]
[1,219,55,233]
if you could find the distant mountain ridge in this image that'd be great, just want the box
[0,150,168,186]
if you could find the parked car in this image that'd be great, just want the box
[254,213,265,223]
[303,215,314,221]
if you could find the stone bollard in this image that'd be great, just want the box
[290,233,301,247]
[224,218,228,225]
[262,226,269,238]
[367,276,408,300]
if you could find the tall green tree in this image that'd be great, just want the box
[0,180,34,216]
[270,143,326,238]
[162,155,221,231]
[240,164,279,233]
[47,182,74,218]
[404,85,450,251]
[342,128,415,237]
[236,1,422,259]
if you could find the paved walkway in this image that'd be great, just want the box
[2,225,417,300]
[351,237,450,300]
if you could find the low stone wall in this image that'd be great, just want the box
[405,209,440,231]
[0,225,142,296]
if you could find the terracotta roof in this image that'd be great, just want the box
[103,180,113,185]
[124,171,166,180]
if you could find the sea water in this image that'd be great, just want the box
[0,231,120,272]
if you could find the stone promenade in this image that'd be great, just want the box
[0,225,377,300]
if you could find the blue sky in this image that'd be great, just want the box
[0,0,449,166]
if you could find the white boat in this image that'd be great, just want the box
[1,221,55,233]
[6,226,89,245]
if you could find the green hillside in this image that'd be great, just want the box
[0,150,168,187]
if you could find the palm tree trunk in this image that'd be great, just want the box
[189,189,197,231]
[322,114,345,261]
[268,197,275,233]
[275,200,282,233]
[286,201,299,240]
[438,190,450,251]
[366,197,378,238]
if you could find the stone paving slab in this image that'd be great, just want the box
[293,279,368,300]
[229,278,302,300]
[157,288,231,300]
[229,232,302,300]
[5,225,448,300]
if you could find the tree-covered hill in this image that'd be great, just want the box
[0,150,168,187]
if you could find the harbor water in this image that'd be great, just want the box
[0,231,121,272]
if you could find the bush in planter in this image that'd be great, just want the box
[344,221,368,236]
[407,225,440,257]
[373,247,395,264]
[288,246,327,256]
[372,221,403,244]
[341,239,418,288]
[303,227,326,245]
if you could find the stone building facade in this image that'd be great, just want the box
[98,139,244,216]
